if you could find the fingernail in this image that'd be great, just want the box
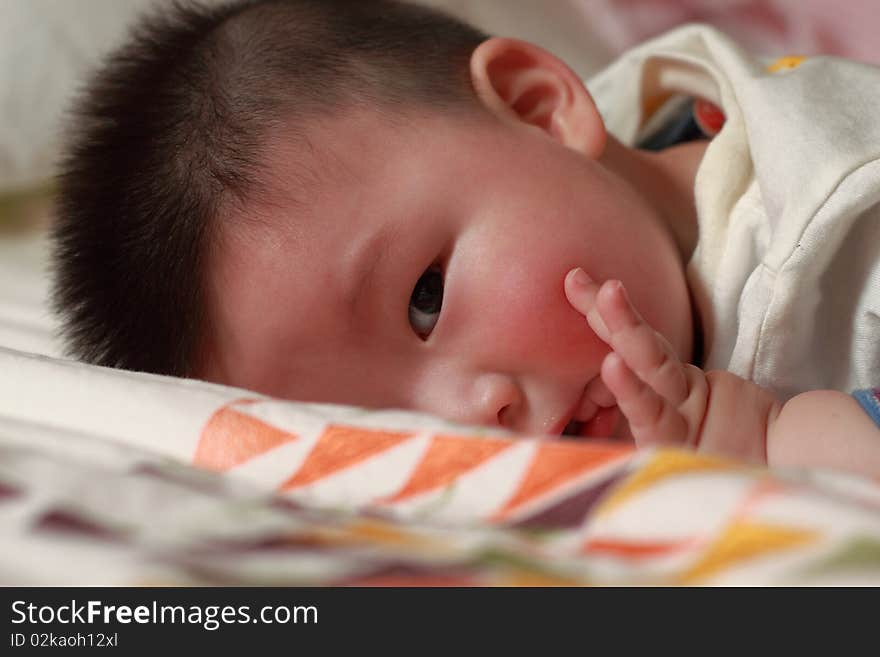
[570,267,592,289]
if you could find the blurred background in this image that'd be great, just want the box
[1,0,878,354]
[3,0,879,203]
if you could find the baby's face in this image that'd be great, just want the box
[202,109,692,437]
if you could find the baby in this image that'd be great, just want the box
[51,0,880,476]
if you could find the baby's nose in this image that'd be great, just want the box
[470,372,524,429]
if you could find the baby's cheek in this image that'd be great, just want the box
[550,301,612,368]
[488,271,609,371]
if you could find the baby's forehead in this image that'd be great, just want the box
[269,104,490,173]
[246,109,440,217]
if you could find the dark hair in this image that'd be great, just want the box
[51,0,487,376]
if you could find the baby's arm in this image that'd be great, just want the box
[765,390,880,476]
[564,269,880,478]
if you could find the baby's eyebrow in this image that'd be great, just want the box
[344,221,400,319]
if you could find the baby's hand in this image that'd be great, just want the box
[564,268,772,462]
[564,269,708,449]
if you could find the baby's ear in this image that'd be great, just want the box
[470,37,606,159]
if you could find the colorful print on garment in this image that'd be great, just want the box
[853,388,880,428]
[639,55,808,151]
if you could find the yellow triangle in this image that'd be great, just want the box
[680,521,818,584]
[597,449,748,516]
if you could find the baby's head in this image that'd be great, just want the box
[53,0,693,436]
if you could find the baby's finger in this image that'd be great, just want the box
[601,352,690,447]
[586,375,616,408]
[596,280,689,406]
[564,268,610,342]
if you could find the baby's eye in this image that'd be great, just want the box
[408,265,443,339]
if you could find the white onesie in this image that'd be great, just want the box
[588,24,880,401]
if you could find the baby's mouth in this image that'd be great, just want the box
[561,406,621,439]
[562,418,585,436]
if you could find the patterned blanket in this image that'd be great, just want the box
[3,385,880,586]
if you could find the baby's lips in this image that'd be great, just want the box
[575,395,599,423]
[582,405,621,440]
[586,375,616,408]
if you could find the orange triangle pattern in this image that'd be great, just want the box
[280,425,413,491]
[381,434,512,504]
[493,441,631,520]
[582,537,699,559]
[193,404,298,472]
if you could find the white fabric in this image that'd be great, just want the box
[589,24,880,400]
[0,345,484,463]
[0,232,60,357]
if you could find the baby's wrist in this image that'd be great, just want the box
[698,370,777,464]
